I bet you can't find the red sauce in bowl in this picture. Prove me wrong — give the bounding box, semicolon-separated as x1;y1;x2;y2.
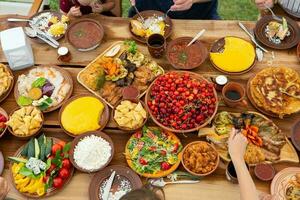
67;20;103;50
167;37;208;69
254;163;275;181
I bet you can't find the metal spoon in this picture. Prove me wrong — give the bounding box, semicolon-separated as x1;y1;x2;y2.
163;9;171;20
130;2;145;23
24;27;58;48
7;18;32;22
149;178;200;187
264;4;282;21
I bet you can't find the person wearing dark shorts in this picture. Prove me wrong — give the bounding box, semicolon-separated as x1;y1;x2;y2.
128;0;220;20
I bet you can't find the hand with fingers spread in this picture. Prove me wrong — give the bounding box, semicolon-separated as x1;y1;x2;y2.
0;177;9;200
228;128;248;163
255;0;274;10
171;0;194;11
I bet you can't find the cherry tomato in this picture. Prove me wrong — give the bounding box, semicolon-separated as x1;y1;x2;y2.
58;168;70;179
0;115;7;122
53;177;64;188
172;143;179;153
161;162;171;170
139;157;148;165
57;141;66;148
51;144;62;155
43;175;50;183
62;158;71;169
149;146;156;151
160;150;167;156
134;131;142;139
47;164;56;175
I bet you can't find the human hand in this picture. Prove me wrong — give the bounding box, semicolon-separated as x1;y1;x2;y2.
0;177;9;200
170;0;194;11
228;128;248;163
255;0;274;10
130;0;136;6
68;6;82;17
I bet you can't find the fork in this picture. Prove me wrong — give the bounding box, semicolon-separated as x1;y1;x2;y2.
163;9;171;20
264;4;283;21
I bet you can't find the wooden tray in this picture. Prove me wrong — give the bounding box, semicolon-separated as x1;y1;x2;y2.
14;65;74;113
69;131;114;173
270;167;300;200
28;10;65;44
209;36;257;75
9;137;74;198
77;41;165;108
129;10;173;44
145;71;218;133
66;18;104;52
0;64;14;104
58;94;110;137
89;165;143;200
254;15;300;50
198;111;299;166
0;107;8;138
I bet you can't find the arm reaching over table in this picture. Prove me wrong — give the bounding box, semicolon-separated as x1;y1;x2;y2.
0;177;9;200
228;128;259;200
170;0;212;11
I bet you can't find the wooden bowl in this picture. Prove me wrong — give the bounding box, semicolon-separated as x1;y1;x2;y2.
89;165;143;200
7;106;44;140
254;15;300;50
0;64;14;104
0;107;8;139
69;131;114;173
58;94;110;137
291;120;300;152
66;18;104;51
297;42;300;62
166;37;208;70
27;10;66;43
9;137;74;198
181;141;219;177
209;36;257;75
14;65;73;113
112;99;148;132
145;71;218;133
129;10;173;44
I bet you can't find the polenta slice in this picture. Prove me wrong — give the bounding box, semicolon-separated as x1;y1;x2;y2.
210;37;255;73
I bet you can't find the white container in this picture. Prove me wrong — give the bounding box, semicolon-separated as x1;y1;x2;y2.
0;27;34;70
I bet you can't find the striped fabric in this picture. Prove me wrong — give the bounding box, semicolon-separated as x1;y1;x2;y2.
279;0;300;15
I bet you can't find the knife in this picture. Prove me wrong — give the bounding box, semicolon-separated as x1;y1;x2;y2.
102;171;116;200
29;23;60;47
238;22;269;53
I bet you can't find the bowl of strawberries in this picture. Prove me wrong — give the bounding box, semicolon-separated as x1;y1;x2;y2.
145;71;218;133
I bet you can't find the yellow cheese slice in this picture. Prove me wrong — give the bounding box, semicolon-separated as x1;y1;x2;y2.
61;97;104;135
210;37;255;73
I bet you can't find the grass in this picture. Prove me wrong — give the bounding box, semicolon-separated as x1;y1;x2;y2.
49;0;259;21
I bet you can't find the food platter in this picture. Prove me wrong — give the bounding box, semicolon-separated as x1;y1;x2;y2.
145;71;218;133
9;136;74;198
59;94;109;137
129;10;173;44
210;36;256;75
270;167;300;200
7;106;44;139
77;41;164;108
247;67;300;118
166;37;208;70
89;165;143;200
0;64;14;104
198;111;299;166
66;18;104;51
69;131;114;173
27;10;68;43
254;15;300;50
125;126;183;178
14;65;73;113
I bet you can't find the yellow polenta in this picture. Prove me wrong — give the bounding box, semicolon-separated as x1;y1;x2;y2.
210;37;255;72
61;97;104;135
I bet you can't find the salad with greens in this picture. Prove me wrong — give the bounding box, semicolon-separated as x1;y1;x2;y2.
125;126;182;177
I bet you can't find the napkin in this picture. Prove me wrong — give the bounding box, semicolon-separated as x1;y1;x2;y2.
0;27;34;70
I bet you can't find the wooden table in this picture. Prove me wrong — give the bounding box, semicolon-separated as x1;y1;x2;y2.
0;14;299;200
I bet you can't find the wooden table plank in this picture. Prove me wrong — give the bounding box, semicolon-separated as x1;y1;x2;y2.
0;14;300;200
